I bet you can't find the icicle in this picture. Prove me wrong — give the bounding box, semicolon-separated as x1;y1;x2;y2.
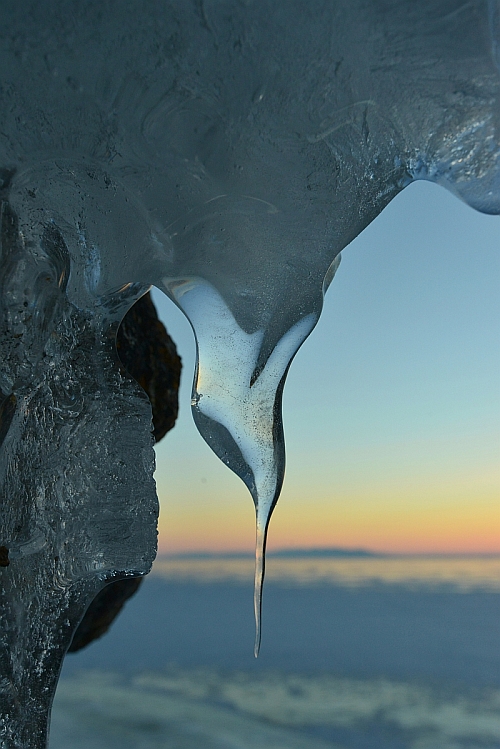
163;254;343;652
164;276;336;651
253;508;268;657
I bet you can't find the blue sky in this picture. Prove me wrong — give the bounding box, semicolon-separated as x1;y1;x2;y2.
152;179;500;555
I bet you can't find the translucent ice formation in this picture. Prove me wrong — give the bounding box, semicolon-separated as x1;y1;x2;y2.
0;0;499;745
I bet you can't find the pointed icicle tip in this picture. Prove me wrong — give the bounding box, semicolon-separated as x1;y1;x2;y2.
253;515;268;658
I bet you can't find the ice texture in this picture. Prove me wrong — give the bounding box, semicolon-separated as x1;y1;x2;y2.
0;0;499;745
0;176;158;746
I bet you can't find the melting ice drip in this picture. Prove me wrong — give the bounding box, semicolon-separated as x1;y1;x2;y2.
0;0;500;745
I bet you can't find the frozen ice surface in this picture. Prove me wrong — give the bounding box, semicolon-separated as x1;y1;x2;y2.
50;671;338;749
50;669;500;749
0;0;499;745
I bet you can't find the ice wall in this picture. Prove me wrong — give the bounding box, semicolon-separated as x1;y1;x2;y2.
0;1;499;746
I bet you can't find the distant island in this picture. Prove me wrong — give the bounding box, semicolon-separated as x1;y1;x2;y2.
269;548;381;559
159;548;381;560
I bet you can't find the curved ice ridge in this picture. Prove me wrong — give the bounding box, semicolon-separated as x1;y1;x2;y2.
0;0;499;745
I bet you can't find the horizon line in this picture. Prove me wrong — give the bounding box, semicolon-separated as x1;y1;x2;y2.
156;546;500;560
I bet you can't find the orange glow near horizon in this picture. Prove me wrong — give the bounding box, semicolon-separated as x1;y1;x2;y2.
157;480;500;556
155;409;500;557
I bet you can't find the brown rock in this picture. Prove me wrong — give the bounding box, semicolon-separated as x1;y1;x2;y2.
116;291;181;442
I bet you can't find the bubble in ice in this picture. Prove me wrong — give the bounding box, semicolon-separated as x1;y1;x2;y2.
0;0;500;742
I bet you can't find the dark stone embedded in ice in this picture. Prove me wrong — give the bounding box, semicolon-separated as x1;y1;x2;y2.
69;292;181;653
0;393;16;451
68;577;142;652
0;546;9;568
116;292;181;444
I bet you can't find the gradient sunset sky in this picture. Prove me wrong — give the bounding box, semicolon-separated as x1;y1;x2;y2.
152;180;500;556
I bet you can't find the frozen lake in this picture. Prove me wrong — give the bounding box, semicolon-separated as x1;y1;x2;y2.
52;556;500;748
